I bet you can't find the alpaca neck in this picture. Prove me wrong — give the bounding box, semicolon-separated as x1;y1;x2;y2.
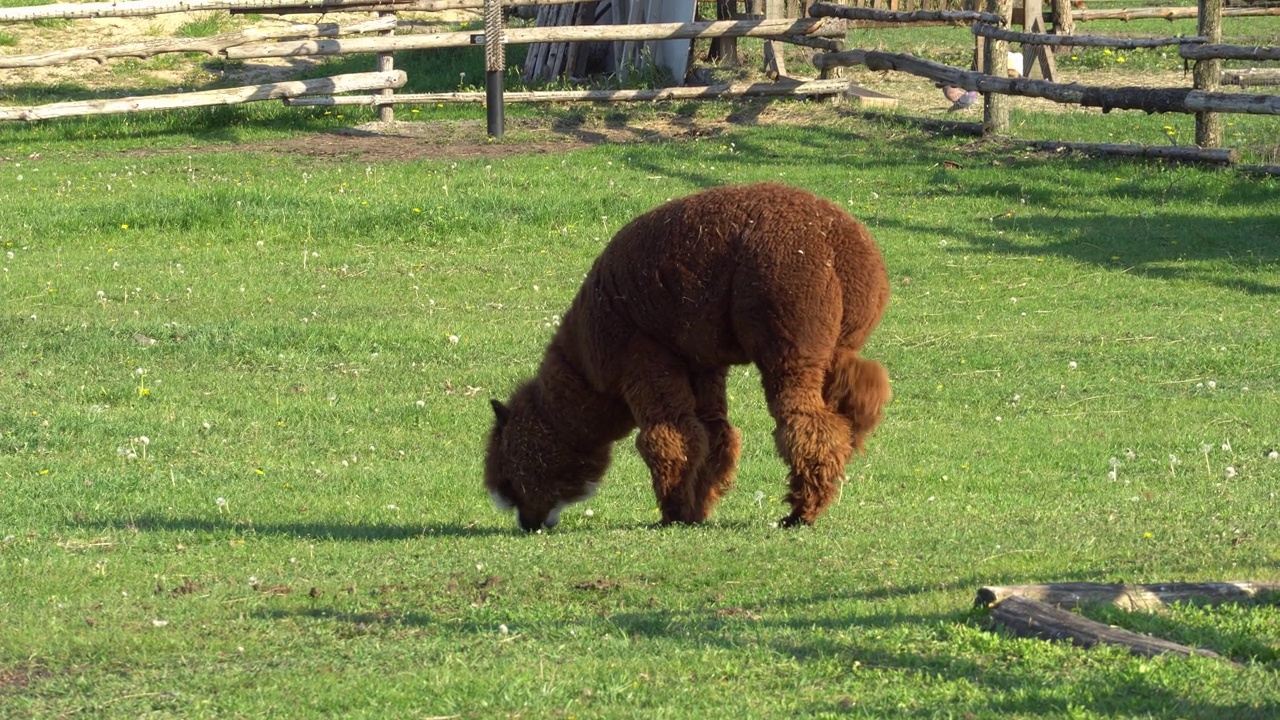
537;333;634;451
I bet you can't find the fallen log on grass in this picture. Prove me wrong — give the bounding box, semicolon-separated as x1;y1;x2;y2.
285;78;852;105
1030;140;1238;164
0;17;395;69
0;70;406;121
977;581;1280;611
857;50;1280;116
988;595;1232;661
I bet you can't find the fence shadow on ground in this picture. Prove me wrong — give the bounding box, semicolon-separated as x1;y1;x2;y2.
77;514;511;540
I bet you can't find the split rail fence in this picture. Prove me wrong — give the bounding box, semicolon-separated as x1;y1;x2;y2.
809;0;1280;170
1;0;1277;167
0;0;855;124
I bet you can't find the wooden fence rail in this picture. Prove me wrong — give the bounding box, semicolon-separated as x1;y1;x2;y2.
971;23;1208;49
0;17;395;68
855;50;1280;116
0;70;405;121
223;18;842;60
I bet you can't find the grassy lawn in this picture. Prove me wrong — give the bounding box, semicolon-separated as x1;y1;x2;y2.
1;109;1279;717
2;2;1280;716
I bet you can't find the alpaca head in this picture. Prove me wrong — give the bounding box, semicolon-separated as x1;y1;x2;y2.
485;383;609;532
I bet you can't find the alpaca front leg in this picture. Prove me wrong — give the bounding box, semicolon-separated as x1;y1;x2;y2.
621;345;708;525
773;410;854;526
635;420;709;524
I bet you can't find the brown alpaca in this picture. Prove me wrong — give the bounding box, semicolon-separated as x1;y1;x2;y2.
485;183;891;531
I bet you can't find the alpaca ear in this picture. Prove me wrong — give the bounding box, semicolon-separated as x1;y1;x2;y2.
490;399;510;426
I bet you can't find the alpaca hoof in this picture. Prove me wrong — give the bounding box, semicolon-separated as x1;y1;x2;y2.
777;513;813;528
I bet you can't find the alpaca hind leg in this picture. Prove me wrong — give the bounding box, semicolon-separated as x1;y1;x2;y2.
688;369;741;521
622;347;709;525
760;363;854;527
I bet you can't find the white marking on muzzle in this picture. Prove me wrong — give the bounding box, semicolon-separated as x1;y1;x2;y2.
489;489;515;512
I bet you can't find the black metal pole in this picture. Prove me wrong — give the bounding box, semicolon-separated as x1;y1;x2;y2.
486;69;504;139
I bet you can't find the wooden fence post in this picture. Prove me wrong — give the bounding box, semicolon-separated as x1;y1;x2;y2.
983;0;1012;135
1194;0;1223;147
377;11;395;122
1050;0;1073;35
764;0;788;77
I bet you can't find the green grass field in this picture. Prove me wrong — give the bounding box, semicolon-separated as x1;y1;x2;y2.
2;111;1279;717
2;4;1280;716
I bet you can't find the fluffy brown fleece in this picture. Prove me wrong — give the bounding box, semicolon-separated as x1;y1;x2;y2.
486;183;891;531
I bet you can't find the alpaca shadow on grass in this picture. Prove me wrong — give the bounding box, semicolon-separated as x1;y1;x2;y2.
79;514;511;540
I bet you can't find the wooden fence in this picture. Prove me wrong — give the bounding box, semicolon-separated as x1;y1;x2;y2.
0;0;852;123
809;1;1280;170
1;0;1277;167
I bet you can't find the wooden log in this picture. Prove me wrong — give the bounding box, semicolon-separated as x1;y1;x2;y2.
226;18;843;59
983;0;1012;136
1051;0;1074;35
284;78;851;104
972;23;1207;49
1195;0;1223;151
1238;163;1280;177
1181;43;1280;61
1223;68;1280;86
1033;140;1239;164
229;0;600;12
988;595;1230;661
0;0;403;22
0;17;395;68
813;48;866;71
376;10;395;123
1069;6;1280;22
808;1;1005;25
0;70;406;122
860;50;1280;116
977;582;1279;611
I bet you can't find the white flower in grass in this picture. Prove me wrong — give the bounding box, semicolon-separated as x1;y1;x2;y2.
584;509;594;517
1068;361;1078;371
1225;466;1237;479
1221;441;1232;452
1269;450;1279;461
1207;380;1217;390
1125;449;1137;460
498;624;509;635
448;334;459;345
415;400;425;409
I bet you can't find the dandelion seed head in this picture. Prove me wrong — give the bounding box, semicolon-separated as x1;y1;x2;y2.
1068;361;1078;370
1207;380;1217;390
215;497;227;507
1225;466;1237;479
1268;450;1279;461
1222;441;1231;452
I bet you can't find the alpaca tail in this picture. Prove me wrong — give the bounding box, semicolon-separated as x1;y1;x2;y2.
823;350;891;452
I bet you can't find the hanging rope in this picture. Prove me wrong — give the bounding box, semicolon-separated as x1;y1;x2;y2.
484;0;505;73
